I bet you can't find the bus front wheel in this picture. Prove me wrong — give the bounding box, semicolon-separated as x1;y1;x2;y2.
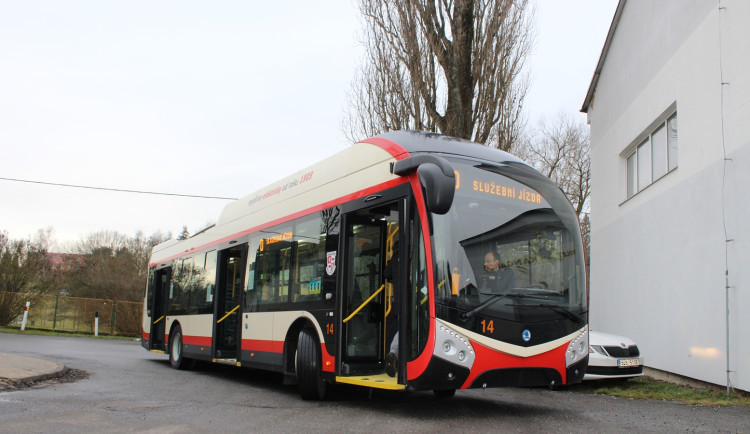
169;325;193;370
433;389;456;398
296;327;327;400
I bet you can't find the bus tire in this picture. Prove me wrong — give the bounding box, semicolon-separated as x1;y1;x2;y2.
169;325;192;370
296;326;327;400
433;389;456;398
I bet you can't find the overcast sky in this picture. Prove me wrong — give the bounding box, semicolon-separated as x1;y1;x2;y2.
0;0;617;250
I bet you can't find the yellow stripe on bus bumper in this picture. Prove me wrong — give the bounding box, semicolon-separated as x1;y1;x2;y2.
335;374;405;390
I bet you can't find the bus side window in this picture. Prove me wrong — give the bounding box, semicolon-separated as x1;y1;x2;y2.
244;237;260;312
197;250;216;314
409;206;429;360
293;214;326;303
255;224;293;306
169;258;191;315
146;267;155;315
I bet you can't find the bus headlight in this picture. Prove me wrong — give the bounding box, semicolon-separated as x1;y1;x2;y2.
434;319;476;369
565;328;589;367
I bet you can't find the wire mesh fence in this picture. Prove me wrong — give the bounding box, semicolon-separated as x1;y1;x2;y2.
3;292;142;336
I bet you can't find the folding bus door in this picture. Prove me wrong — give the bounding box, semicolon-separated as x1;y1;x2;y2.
339;191;406;382
214;245;247;360
149;266;170;351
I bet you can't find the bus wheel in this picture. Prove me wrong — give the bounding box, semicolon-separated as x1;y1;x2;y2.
169;325;192;370
433;389;456;398
296;327;327;400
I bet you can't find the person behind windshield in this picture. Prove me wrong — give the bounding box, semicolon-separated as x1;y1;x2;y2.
482;250;516;293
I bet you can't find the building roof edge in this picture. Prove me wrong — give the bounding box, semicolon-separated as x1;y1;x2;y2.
581;0;627;114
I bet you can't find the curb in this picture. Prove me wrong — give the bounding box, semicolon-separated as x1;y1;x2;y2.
6;366;69;386
0;353;68;387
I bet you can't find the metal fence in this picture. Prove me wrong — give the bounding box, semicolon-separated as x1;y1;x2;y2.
5;292;142;336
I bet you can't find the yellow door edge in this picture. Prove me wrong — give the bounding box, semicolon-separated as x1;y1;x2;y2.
335;374;405;390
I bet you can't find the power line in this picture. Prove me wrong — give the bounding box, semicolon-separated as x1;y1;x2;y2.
0;176;238;201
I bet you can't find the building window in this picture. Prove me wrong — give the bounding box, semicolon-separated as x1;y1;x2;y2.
626;112;678;198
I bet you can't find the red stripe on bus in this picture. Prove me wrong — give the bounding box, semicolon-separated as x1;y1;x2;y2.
460;340;569;389
406;174;437;381
241;339;284;353
142;330;150;340
321;342;335;373
358;136;409;160
149;178;409;267
183;335;212;347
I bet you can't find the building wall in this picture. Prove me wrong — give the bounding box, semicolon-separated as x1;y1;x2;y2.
588;0;749;391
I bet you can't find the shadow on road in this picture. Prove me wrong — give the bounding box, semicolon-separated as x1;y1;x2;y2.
144;357;563;419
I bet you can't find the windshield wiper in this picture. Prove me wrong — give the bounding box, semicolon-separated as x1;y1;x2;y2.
513;303;586;324
460;289;530;319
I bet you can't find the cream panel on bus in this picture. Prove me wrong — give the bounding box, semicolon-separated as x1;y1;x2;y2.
216;161;400;242
217;142;399;226
150;142;401;264
273;311;324;343
241;312;275;342
141;301;150;333
166;314;213;339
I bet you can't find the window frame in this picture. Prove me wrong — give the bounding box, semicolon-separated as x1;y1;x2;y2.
623;109;678;200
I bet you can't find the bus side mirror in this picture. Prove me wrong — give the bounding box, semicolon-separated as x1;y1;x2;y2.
417;163;455;215
392;154;456;215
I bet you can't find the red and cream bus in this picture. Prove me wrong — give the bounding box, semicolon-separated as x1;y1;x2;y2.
142;131;589;399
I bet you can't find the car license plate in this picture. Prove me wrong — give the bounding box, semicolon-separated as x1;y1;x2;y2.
618;358;640;367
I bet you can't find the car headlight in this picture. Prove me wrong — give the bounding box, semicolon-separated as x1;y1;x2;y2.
589;344;607;356
566;328;589;367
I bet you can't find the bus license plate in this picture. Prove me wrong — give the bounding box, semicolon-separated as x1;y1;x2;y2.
618;358;640;367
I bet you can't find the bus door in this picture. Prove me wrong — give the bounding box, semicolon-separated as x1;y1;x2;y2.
149;266;170;351
213;244;247;360
340;194;405;377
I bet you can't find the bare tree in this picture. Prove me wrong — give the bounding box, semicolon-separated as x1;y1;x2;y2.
177;226;190;241
519;112;591;278
345;0;534;152
63;230;171;302
520;112;591;215
0;230;52;325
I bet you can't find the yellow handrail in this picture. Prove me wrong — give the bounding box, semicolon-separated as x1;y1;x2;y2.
343;284;385;323
384;282;392;317
153;315;165;325
217;304;240;324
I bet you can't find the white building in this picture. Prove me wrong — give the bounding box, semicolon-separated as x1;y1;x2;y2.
582;0;749;392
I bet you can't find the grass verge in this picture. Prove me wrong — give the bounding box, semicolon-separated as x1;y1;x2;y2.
0;326;137;340
567;376;750;407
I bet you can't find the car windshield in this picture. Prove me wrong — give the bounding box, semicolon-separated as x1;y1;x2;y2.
432;158;587;327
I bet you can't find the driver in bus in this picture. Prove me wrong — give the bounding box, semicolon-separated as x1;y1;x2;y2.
482;250;516;294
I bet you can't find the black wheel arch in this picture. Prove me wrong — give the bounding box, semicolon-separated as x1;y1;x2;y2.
167;321;182;356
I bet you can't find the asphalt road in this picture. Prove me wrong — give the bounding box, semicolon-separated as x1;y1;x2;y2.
0;333;748;433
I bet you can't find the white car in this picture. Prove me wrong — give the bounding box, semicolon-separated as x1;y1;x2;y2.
585;330;644;380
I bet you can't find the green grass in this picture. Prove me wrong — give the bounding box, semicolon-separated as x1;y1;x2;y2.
567;376;750;407
0;326;138;340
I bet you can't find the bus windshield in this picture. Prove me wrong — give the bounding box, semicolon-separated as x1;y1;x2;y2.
433;159;587;333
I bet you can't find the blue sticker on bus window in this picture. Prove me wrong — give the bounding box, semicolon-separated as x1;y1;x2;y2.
522;329;531;342
309;278;321;294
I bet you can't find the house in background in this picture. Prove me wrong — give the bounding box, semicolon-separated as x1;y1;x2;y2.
48;253;84;272
582;0;749;392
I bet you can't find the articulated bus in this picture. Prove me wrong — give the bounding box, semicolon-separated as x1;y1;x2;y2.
142;131;588;399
